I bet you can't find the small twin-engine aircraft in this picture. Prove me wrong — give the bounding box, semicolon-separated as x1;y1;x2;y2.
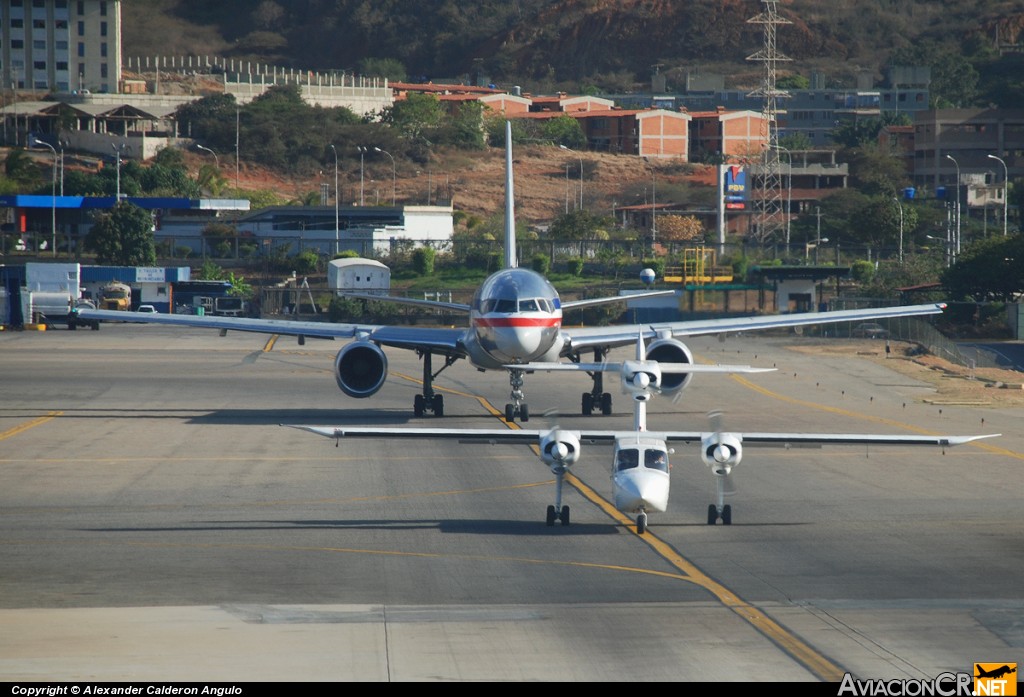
79;122;949;422
285;335;999;533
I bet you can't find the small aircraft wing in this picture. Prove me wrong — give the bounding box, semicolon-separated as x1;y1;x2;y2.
513;361;775;374
561;302;948;354
285;424;997;449
645;431;1000;447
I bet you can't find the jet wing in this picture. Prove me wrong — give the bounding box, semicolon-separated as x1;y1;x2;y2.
561;289;675;310
561;302;948;354
77;308;467;355
339;292;471;313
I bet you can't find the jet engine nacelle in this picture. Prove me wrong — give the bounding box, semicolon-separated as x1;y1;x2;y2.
644;337;694;395
701;433;743;476
334;341;388;398
539;429;581;471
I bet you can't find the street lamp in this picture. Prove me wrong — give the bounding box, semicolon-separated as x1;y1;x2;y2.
946;154;961;257
374;146;396;206
987;153;1008;237
330;144;339;254
30;137;57;257
196;143;219;169
559;145;583;210
892;196;904;265
357;146;366;206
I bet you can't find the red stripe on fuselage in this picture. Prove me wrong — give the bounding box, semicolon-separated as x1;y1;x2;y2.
473;316;562;328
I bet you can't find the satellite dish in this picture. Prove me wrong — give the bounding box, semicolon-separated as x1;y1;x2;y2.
640;268;656;286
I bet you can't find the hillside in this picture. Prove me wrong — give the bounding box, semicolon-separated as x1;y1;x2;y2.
122;1;1024;93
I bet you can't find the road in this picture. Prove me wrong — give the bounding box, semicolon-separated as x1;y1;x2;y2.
1;324;1021;682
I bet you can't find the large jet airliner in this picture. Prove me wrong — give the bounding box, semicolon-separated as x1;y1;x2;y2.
78;122;948;421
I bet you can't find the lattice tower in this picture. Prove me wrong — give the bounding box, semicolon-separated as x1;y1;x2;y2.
746;1;792;243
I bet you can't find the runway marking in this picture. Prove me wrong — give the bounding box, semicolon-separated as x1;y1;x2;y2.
0;411;62;441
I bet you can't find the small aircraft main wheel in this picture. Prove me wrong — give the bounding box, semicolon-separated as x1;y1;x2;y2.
546;505;557;527
505;403;515;422
637;513;647;535
600;392;612;416
432;393;444;417
414;394;425;417
722;504;732;526
560;505;570;526
581;393;593;415
520;403;529;422
707;504;718;525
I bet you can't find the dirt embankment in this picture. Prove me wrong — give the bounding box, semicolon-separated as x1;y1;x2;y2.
787;341;1024;407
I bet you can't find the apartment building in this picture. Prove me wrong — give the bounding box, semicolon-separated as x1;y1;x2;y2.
1;0;120;94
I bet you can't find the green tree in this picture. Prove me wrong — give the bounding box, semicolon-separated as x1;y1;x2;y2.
941;235;1024;302
84;202;157;266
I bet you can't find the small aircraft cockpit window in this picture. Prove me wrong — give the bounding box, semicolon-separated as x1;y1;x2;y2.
616;448;639;471
645;449;669;472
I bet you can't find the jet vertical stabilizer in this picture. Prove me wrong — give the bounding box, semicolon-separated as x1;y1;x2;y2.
504;120;517;269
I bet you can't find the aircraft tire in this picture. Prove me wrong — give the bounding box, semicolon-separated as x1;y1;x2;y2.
414;394;425;418
505;403;515;422
560;505;570;526
520;403;529;422
722;504;732;526
581;393;593;415
432;394;444;417
707;504;718;525
546;505;556;526
600;392;612;416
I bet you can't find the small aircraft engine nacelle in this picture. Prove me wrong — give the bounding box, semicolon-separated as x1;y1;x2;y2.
334;341;388;398
644;337;694;395
701;433;743;476
539;429;581;471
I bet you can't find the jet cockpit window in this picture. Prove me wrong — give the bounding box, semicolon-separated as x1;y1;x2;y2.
645;449;669;472
616;448;639;471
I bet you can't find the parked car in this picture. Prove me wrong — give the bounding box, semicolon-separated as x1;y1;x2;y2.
852;322;889;339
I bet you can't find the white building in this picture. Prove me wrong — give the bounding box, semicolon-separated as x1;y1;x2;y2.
0;0;121;94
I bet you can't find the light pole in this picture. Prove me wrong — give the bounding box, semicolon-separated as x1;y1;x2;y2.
775;145;793;245
987;153;1008;237
892;196;904;265
374;146;396;206
111;142;128;199
559;145;583;210
357;146;366;206
330;144;339;254
30;137;57;257
196;143;219;169
946;154;961;257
